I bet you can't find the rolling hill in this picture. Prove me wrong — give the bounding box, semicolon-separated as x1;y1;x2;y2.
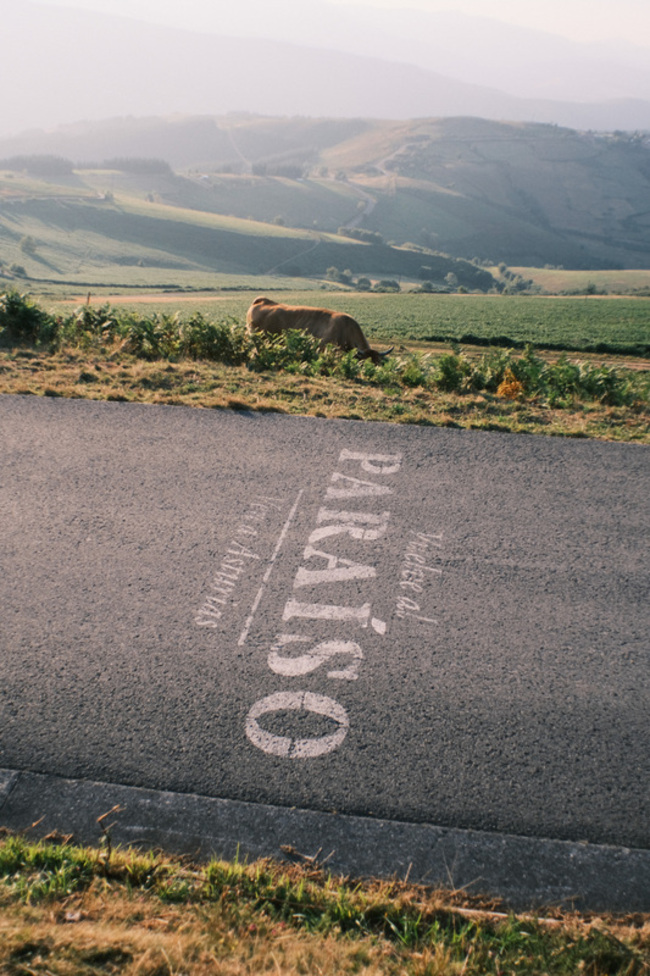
319;117;650;269
0;164;494;291
2;115;649;278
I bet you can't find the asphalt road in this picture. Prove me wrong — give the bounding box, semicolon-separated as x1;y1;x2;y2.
1;395;648;856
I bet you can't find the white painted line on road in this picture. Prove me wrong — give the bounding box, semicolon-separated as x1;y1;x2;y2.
238;489;305;646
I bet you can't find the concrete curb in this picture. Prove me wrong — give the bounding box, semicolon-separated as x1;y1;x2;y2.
1;768;648;912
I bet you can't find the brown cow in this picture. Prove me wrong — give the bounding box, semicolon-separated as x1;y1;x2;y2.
246;297;392;365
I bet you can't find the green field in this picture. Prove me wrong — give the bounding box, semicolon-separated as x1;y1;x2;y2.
296;293;650;353
42;291;650;356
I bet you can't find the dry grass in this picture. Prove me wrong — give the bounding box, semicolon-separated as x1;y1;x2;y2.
1;348;648;443
1;894;400;976
1;835;648;976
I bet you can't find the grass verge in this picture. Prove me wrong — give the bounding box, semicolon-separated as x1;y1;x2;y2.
1;833;648;976
1;291;648;442
1;347;648;443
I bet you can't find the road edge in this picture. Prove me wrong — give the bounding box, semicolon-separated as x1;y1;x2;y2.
1;768;648;912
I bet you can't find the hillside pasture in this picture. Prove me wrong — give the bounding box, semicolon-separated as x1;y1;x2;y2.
80;169;366;233
0;190;322;279
320;118;650;269
510;267;650;294
0;169;493;290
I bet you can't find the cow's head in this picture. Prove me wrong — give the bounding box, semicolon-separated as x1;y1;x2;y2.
356;346;394;365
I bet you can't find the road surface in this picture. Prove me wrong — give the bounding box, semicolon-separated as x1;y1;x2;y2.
1;395;648;908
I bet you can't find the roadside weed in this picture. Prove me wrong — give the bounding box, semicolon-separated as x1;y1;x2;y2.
0;835;647;976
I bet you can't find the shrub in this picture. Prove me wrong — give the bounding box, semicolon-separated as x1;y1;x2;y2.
361;357;401;388
397;354;429;388
337;227;384;245
326;267;353;285
19;236;38;255
248;329;323;374
542;355;582;398
496;367;524;400
59;302;122;347
513;345;546;392
0;290;57;346
559;361;636;406
336;350;362;380
433;349;471;392
180;313;250;365
467;348;512;392
122;313;182;360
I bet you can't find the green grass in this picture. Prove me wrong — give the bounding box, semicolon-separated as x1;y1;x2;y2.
1;834;648;976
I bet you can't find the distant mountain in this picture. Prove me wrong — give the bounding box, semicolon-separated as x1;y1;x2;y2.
169;0;650;104
340;6;650;104
1;1;649;138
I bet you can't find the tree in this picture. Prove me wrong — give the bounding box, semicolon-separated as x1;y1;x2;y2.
19;236;37;255
372;279;400;292
445;272;458;290
326;267;353;285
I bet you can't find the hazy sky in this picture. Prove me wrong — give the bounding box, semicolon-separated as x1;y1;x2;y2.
31;0;650;46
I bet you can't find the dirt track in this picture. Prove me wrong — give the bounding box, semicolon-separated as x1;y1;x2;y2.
63;292;246;305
